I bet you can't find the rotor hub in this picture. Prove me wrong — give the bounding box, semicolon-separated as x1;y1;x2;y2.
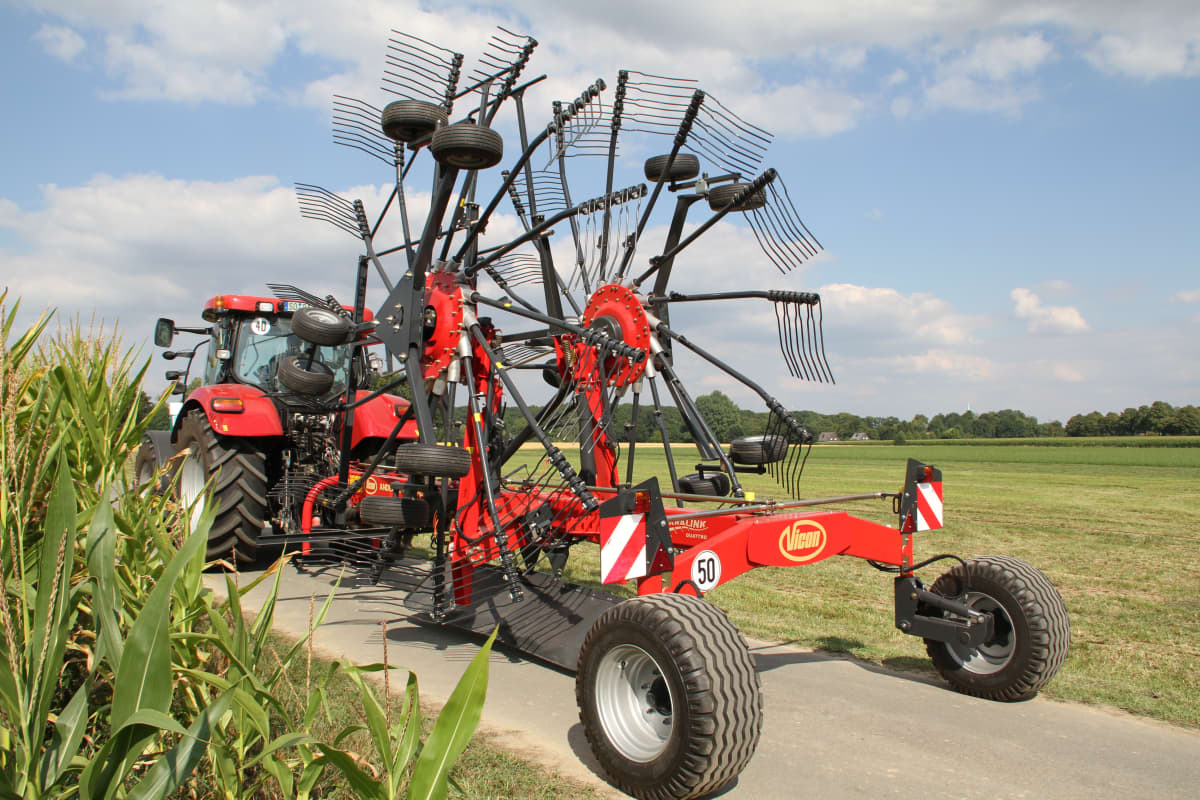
581;283;651;387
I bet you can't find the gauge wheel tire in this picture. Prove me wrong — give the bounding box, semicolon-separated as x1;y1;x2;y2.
707;182;766;212
393;443;473;478
292;307;351;347
358;496;430;529
175;409;268;565
677;472;731;497
643;153;700;183
381;99;448;143
430;121;504;170
730;434;788;465
276;355;335;395
134;430;175;494
924;555;1071;701
577;593;762;800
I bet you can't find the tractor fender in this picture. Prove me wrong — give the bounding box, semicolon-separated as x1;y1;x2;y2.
173;384;284;440
348;391;418;450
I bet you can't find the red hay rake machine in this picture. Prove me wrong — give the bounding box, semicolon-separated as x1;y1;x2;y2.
143;27;1070;800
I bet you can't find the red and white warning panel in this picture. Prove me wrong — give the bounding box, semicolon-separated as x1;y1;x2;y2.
915;479;944;531
600;513;648;584
899;459;944;533
597;477;674;585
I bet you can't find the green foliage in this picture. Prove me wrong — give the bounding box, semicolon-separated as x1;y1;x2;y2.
0;294;493;799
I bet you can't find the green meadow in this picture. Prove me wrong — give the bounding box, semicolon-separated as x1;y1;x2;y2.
523;440;1200;728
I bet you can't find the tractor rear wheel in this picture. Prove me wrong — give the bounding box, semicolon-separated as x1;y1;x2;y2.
577;593;762;800
175;409;269;565
134;430;175;494
393;443;472;478
925;555;1070;701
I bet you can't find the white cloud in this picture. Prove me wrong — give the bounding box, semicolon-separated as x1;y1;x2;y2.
1010;287;1089;334
1086;33;1200;80
33;23;85;62
20;0;1199;135
1170;289;1200;303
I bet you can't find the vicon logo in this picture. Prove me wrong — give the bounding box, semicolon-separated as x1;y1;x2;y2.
778;520;827;563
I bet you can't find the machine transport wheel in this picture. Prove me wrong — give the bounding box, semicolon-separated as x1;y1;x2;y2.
277;355;335;395
707;182;766;212
358;496;430;528
381;99;448;142
577;593;762;800
291;307;351;347
430;121;504;169
677;472;731;497
925;555;1070;701
643;153;700;183
393;443;473;478
175;409;269;564
729;434;788;465
134;430;175;494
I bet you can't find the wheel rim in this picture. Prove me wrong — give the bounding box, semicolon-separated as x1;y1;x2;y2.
594;644;674;762
179;447;209;530
946;591;1016;675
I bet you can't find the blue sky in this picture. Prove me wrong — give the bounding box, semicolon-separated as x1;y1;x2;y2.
1;1;1197;423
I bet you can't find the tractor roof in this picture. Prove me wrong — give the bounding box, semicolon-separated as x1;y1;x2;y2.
202;294;372;322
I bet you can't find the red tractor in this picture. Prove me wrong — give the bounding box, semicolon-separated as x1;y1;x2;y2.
141;28;1072;800
138;291;430;563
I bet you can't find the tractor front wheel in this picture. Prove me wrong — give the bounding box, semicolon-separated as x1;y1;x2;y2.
925;555;1070;701
576;594;762;800
175;409;269;565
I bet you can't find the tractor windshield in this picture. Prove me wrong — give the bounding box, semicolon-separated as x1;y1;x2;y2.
233;316;353;395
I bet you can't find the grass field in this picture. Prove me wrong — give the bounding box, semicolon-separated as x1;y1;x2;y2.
517;440;1200;729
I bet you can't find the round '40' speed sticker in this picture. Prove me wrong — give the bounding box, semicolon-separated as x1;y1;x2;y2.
250;317;271;335
690;550;722;593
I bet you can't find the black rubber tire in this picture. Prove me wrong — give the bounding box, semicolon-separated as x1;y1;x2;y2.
677;472;730;497
577;594;762;800
707;182;766;212
291;307;351;347
175;409;269;564
924;555;1070;701
134;430;175;494
643;153;700;183
729;434;788;465
276;355;335;395
358;495;430;529
430;121;504;169
393;443;473;478
381;99;448;143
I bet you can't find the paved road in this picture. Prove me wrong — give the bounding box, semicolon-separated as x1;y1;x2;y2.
214;561;1200;800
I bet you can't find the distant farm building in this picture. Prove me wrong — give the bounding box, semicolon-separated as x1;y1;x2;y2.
818;432;839;442
851;432;870;441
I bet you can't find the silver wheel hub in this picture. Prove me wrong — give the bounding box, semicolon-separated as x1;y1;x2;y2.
595;644;674;762
947;592;1016;675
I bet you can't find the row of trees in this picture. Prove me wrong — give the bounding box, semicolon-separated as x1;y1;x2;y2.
1064;401;1200;437
140;386;1198;441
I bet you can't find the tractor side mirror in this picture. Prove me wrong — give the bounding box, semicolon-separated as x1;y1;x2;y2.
154;318;175;348
369;356;383;373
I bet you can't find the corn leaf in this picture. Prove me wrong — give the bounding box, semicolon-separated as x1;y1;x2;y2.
407;629;496;800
